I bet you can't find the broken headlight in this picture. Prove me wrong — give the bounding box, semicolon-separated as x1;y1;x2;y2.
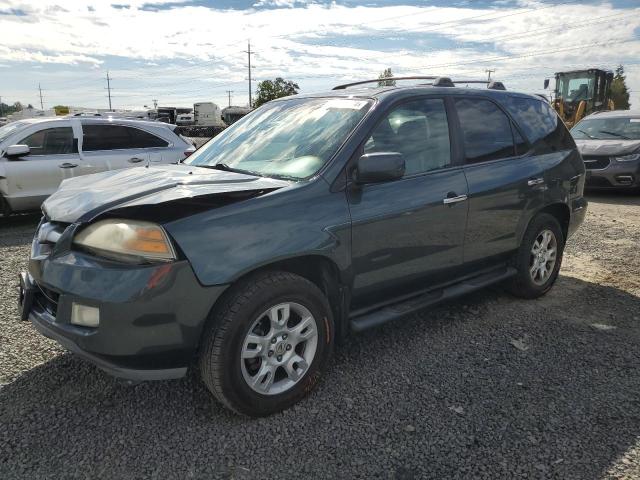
73;219;176;263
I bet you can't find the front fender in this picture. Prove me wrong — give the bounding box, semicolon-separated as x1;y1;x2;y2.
164;180;351;286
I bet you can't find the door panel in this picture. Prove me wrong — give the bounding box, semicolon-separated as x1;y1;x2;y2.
463;157;545;263
350;170;469;307
348;97;467;308
3;125;79;210
453;96;546;264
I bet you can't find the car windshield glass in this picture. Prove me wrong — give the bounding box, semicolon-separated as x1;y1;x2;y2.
0;121;29;143
571;117;640;140
184;97;372;179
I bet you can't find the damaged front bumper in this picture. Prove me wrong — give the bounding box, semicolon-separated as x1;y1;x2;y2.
20;240;227;381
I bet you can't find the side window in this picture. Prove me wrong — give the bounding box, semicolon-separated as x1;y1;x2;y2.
20;127;76;156
127;127;169;148
364;98;451;176
503;96;575;153
454;98;515;163
82;125;168;151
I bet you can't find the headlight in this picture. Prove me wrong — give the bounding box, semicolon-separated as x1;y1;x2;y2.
73;219;176;263
614;153;640;162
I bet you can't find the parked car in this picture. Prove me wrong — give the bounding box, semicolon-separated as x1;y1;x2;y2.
0;117;196;215
19;78;587;416
571;110;640;191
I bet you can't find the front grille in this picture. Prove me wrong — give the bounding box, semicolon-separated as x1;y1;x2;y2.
582;155;611;170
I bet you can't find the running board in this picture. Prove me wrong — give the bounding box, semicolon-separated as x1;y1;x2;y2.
349;267;517;332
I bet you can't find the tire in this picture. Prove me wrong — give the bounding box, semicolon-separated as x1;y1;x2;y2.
506;213;564;299
199;271;334;416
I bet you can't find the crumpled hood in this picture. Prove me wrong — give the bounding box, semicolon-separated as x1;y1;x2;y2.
43;164;292;223
575;139;640;156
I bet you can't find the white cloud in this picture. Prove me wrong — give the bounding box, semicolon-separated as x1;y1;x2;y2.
0;0;638;109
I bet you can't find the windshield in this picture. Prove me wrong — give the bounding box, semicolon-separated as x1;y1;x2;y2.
571;117;640;140
557;73;594;103
0;121;28;143
185;97;372;179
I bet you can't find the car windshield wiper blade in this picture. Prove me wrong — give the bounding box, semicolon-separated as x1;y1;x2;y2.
575;129;596;139
598;130;631;140
198;163;262;177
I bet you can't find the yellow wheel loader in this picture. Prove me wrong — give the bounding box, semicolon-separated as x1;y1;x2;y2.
546;69;614;128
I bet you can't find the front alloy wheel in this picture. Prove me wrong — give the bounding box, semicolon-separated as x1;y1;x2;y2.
199;271;333;416
241;302;318;395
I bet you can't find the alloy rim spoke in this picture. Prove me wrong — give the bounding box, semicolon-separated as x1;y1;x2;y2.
241;302;319;396
268;304;290;329
290;316;315;342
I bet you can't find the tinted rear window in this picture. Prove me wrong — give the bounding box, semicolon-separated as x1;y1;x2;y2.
454;98;515;163
503;96;575;153
83;125;168;151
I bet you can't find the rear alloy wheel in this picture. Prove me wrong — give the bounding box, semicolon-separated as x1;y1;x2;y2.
199;271;333;416
529;229;558;286
507;213;564;299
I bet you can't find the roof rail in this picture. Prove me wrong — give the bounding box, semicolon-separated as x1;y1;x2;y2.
332;76;506;90
333;76;437;90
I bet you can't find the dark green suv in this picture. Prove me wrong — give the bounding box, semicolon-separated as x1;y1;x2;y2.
19;78;587;416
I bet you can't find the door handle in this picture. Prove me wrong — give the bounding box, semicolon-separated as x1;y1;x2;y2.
58;163;78;168
128;157;144;163
443;194;468;205
527;177;545;186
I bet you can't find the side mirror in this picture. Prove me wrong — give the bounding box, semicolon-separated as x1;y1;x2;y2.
355;152;405;184
543;79;550;89
5;144;30;159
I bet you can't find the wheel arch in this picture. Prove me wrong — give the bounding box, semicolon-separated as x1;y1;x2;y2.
204;254;351;345
520;202;570;245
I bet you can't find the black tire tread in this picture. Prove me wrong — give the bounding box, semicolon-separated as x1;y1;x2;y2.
199;271;329;416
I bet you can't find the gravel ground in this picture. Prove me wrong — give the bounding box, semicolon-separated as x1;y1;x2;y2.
1;193;639;479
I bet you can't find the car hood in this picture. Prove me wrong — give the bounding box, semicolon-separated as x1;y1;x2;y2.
43;164;292;223
574;139;640;156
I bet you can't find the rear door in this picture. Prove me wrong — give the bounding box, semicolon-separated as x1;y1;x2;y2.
3;122;79;210
80;123;170;171
453;96;546;265
348;97;468;308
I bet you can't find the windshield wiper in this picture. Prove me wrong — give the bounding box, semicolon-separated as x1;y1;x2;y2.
199;163;262;177
598;130;631;140
575;129;596;139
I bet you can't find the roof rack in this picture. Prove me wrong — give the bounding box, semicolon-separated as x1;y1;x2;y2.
333;76;438;90
333;76;506;91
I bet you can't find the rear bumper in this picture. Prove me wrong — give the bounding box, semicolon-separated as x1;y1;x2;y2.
21;252;227;381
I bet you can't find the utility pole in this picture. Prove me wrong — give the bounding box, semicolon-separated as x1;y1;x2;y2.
152;98;158;109
226;90;233;107
245;41;254;108
485;69;495;82
106;71;113;111
38;84;44;110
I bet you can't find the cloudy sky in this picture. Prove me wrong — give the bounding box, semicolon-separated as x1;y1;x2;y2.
1;0;639;111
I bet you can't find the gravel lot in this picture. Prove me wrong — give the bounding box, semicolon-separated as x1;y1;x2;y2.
1;193;639;479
